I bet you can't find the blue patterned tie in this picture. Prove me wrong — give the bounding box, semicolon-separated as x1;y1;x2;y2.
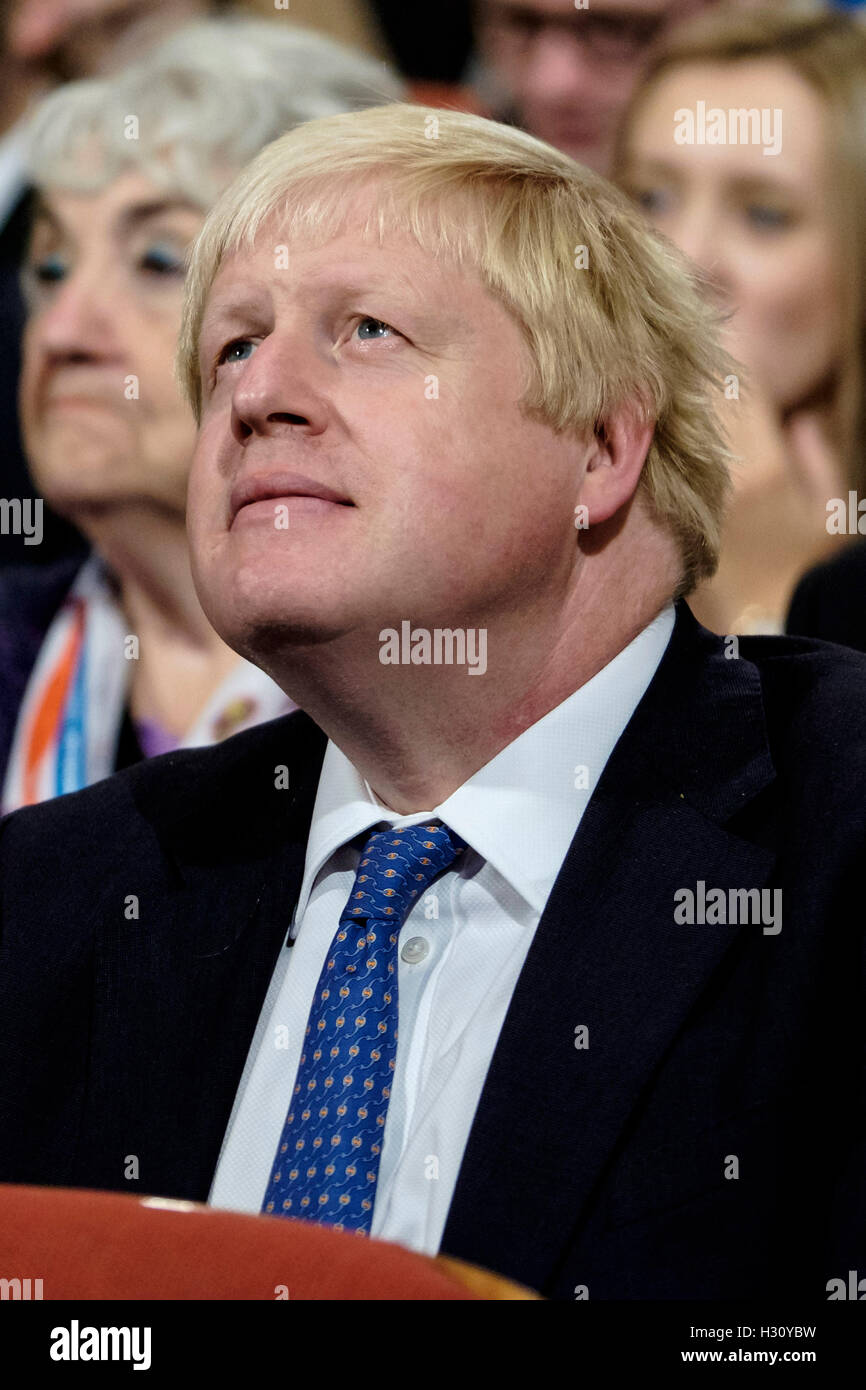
261;820;466;1232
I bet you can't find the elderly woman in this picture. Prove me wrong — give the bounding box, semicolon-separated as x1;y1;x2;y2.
614;9;866;635
0;17;402;810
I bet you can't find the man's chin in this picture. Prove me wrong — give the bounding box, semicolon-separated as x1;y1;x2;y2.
209;605;356;671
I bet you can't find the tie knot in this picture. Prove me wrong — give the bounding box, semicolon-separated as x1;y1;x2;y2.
340;821;466;929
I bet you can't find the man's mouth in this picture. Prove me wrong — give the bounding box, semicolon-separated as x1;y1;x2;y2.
228;472;354;527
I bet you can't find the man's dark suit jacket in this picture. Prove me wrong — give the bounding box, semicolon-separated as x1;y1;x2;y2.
0;600;864;1300
787;539;866;656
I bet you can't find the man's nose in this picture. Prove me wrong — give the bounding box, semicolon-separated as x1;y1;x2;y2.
229;332;330;444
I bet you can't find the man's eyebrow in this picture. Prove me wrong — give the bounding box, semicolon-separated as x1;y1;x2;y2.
199;272;422;331
197;268;466;360
198;290;272;349
301;274;464;339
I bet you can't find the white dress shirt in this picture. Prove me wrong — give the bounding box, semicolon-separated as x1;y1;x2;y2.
209;603;676;1253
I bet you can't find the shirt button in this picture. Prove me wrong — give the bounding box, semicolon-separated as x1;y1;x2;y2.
401;936;430;964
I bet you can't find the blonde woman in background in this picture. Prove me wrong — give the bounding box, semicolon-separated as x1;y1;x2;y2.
0;16;403;810
614;8;866;633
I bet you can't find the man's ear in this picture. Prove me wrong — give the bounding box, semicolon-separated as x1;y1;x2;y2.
578;406;655;526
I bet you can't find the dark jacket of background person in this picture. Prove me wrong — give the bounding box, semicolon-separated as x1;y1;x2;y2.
0;190;30;547
786;539;866;656
0;600;863;1299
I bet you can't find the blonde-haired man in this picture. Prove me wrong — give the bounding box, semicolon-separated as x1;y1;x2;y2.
0;105;863;1301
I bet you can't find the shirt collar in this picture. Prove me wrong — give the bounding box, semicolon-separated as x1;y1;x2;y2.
291;603;675;928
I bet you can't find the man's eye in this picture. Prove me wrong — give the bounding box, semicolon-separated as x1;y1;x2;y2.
354;317;398;341
217;338;256;366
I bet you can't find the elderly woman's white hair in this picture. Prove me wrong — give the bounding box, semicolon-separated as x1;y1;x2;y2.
20;16;405;207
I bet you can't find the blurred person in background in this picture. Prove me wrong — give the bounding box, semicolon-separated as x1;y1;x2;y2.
2;0;222;85
614;8;866;633
0;0;232;568
786;533;866;651
0;16;404;812
471;0;720;174
0;0;390;569
247;0;390;63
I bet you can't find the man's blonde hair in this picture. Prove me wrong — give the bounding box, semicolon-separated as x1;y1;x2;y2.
177;103;733;593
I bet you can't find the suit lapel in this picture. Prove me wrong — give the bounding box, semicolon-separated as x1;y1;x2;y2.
441;604;777;1292
81;712;327;1200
